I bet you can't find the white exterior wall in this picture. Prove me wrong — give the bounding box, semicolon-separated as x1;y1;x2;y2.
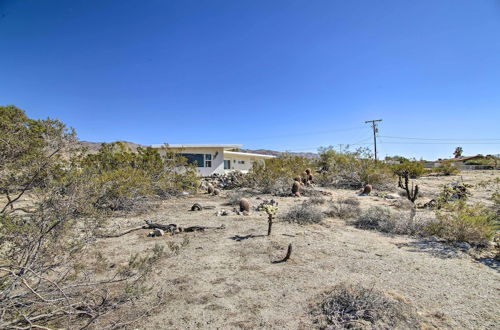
160;147;226;177
154;146;274;176
223;154;266;173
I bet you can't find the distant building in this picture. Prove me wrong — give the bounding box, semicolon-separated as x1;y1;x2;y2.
425;155;497;170
151;144;275;176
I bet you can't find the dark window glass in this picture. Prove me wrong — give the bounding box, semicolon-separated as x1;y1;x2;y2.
182;153;204;167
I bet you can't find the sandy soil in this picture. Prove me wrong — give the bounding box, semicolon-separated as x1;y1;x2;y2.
98;171;500;329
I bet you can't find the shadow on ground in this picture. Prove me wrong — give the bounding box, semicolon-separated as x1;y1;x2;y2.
395;237;465;259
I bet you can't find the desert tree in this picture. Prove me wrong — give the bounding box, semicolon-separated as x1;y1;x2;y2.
0;106;163;329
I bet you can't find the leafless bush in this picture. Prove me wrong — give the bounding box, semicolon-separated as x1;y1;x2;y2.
352;206;393;230
326;198;361;220
353;206;432;236
309;196;327;205
312;283;421;329
283;201;325;224
226;190;246;206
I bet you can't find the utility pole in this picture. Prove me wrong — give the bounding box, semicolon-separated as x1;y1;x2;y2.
365;119;382;161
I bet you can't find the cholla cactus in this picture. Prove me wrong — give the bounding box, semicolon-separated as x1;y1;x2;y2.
263;204;278;217
263;204;279;236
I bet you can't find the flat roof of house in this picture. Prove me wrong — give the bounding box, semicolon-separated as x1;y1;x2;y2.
224;150;275;158
436;155;485;162
151;144;242;150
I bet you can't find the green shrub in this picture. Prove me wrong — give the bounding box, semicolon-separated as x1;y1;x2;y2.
81;143;199;209
246;154;313;194
434;160;460;176
425;202;499;246
91;168;153;210
391;161;425;178
316;146;394;190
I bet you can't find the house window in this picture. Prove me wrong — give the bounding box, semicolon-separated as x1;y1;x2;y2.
224;160;231;169
205;154;212;167
182;153;204;167
238;160;245;164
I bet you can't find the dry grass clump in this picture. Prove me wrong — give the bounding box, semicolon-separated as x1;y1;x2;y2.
326;198;361;220
283;201;325;224
312;283;421;329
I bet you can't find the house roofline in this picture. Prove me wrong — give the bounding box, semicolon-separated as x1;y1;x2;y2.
224;150;276;158
151;144;242;150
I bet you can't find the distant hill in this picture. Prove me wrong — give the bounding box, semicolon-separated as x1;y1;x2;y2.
241;149;318;159
79;141;318;158
78;141;144;153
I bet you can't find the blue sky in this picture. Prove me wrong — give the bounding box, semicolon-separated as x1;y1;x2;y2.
1;0;499;160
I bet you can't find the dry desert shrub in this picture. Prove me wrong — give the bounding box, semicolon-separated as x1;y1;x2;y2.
309;196;328;205
283;200;325;224
326;197;361;220
226;190;246;206
353;206;431;236
312;283;422;329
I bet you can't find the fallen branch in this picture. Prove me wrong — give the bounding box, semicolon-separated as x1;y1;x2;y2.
180;224;225;232
99;221;225;238
230;234;265;241
97;226;144;238
272;243;292;264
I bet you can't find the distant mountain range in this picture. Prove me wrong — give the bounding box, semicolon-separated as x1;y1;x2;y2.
78;141;319;158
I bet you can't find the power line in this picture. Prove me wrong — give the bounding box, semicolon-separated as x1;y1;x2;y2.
240;126;366;141
379;141;500;145
379;135;500;141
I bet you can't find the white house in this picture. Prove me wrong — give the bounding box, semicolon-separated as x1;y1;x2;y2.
150;144;275;176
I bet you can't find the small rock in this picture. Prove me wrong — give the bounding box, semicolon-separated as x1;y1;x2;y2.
191;203;203;211
385;193;400;199
456;242;471;250
148;228;164;237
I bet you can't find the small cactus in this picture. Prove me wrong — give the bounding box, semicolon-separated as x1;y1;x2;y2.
213;188;221;196
239;198;251;212
207;183;214;194
361;184;372;195
263;204;278;236
292;181;301;197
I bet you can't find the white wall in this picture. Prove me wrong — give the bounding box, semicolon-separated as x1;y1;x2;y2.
223;154;265;173
158;147;225;177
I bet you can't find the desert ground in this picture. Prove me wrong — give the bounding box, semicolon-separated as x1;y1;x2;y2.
98;171;499;329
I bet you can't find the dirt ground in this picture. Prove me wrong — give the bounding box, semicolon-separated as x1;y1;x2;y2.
98;171;500;329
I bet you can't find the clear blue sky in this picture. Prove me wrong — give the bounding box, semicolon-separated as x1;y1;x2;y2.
1;0;499;160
